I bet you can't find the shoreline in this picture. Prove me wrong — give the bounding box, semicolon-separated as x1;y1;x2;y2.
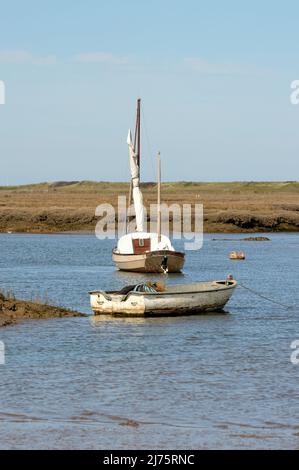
1;229;298;235
0;292;87;328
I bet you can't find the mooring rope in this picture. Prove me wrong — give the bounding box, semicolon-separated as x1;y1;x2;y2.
238;283;293;309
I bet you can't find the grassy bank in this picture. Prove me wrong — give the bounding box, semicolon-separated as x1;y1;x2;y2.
0;291;86;327
0;180;298;233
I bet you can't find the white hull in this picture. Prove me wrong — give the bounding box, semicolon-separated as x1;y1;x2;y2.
90;279;237;316
112;249;185;273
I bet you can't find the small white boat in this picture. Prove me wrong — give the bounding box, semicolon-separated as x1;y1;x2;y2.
90;277;237;317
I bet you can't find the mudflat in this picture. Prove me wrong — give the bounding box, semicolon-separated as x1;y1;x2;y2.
0;292;86;327
0;181;298;233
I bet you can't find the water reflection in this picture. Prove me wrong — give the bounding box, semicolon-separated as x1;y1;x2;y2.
113;269;185;285
89;315;149;327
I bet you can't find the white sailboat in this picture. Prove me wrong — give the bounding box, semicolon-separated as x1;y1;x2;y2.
112;99;185;273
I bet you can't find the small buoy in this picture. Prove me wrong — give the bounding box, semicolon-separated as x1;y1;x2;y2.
229;251;245;260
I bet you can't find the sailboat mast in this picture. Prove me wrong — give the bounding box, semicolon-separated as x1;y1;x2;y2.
157;152;161;243
133;100;138;152
136;98;141;175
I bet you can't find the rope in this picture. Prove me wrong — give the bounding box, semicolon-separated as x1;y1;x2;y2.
238;283;293;309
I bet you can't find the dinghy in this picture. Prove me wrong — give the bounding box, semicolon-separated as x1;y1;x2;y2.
89;277;237;316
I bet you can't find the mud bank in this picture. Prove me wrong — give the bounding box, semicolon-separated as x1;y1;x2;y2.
0;292;86;327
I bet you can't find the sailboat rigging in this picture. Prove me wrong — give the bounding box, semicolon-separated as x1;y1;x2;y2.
112;99;185;273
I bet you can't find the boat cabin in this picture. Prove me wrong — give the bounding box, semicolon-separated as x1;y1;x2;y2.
115;232;175;255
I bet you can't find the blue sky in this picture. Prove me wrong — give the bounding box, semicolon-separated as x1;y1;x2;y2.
0;0;298;184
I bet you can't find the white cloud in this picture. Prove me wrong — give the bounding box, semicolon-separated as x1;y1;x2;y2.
0;49;129;67
35;54;57;65
72;52;128;65
184;57;247;75
0;50;57;65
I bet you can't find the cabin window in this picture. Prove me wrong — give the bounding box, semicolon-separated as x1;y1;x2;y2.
138;239;144;247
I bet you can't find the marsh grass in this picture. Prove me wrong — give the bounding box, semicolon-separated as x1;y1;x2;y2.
0;181;298;233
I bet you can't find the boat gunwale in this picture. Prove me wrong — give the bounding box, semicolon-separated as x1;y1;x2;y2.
112;248;185;258
89;280;237;297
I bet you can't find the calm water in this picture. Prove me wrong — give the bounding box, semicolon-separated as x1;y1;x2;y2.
0;233;298;449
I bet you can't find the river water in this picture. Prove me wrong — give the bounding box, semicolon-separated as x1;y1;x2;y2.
0;233;298;449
